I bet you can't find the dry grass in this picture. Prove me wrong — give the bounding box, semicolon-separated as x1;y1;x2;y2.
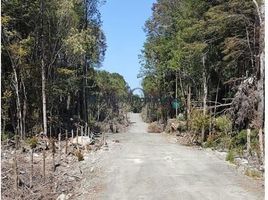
1;136;105;200
147;122;163;133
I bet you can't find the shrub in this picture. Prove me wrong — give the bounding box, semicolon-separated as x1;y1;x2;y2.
215;115;232;134
1;132;11;141
148;122;163;133
177;113;185;121
231;130;247;148
27;136;38;149
75;150;84;161
226;150;235;163
203;134;219;148
245;168;262;178
190;109;210;132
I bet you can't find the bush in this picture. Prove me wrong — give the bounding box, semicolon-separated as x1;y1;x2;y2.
231;129;247;149
226;150;235;163
203;134;219;148
190;109;210;132
1;132;11;141
27;136;38;149
215;115;232;134
148;122;163;133
245;168;262;178
177;113;185;121
75;150;84;161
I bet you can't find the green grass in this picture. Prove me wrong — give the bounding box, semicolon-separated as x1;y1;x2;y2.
226;150;235;163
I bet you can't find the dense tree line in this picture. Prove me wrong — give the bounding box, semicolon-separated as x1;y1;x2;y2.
1;0;129;139
140;0;264;161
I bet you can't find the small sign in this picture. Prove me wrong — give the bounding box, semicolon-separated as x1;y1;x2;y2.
172;99;180;109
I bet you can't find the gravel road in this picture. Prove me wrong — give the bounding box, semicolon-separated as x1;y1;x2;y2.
78;113;264;200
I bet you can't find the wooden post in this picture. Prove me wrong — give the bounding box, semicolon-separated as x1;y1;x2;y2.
58;132;61;162
247;129;251;157
65;130;68;155
71;129;74;141
85;123;88;137
52;139;56;172
76;128;79;145
13;155;18;191
258;128;264;164
81;126;84;145
30;149;33;187
42;150;46;182
49;125;52;138
103;132;106;146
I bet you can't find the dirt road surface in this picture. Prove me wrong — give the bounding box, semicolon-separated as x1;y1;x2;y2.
76;113;264;200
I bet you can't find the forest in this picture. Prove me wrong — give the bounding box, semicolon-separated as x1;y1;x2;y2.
1;0;265;199
140;0;264;164
2;0;132;140
1;1;134;198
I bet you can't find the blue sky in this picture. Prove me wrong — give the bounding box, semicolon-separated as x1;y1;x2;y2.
100;0;155;92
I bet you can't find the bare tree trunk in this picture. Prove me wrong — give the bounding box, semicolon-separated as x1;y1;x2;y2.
214;80;220;117
21;78;27;139
41;0;47;136
175;70;178;118
12;68;23;139
201;55;207;142
65;130;68;155
52;139;56;171
76;127;79;145
97;103;100;121
67;93;71;110
58;131;61;162
187;85;191;130
253;0;264;164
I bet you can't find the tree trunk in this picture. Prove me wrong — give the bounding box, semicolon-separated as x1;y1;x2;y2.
214;80;220;117
22;79;27;139
41;0;47;136
253;0;264;164
201;55;207;142
175;70;178;118
67;93;71;110
187;85;191;130
12;67;23;138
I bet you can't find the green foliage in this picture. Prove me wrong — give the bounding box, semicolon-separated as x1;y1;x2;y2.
215;115;232;134
226;149;235;163
233;130;247;147
190;109;210;132
130;95;143;113
203;134;219;148
1;132;11;141
139;0;262;131
1;0;112;137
